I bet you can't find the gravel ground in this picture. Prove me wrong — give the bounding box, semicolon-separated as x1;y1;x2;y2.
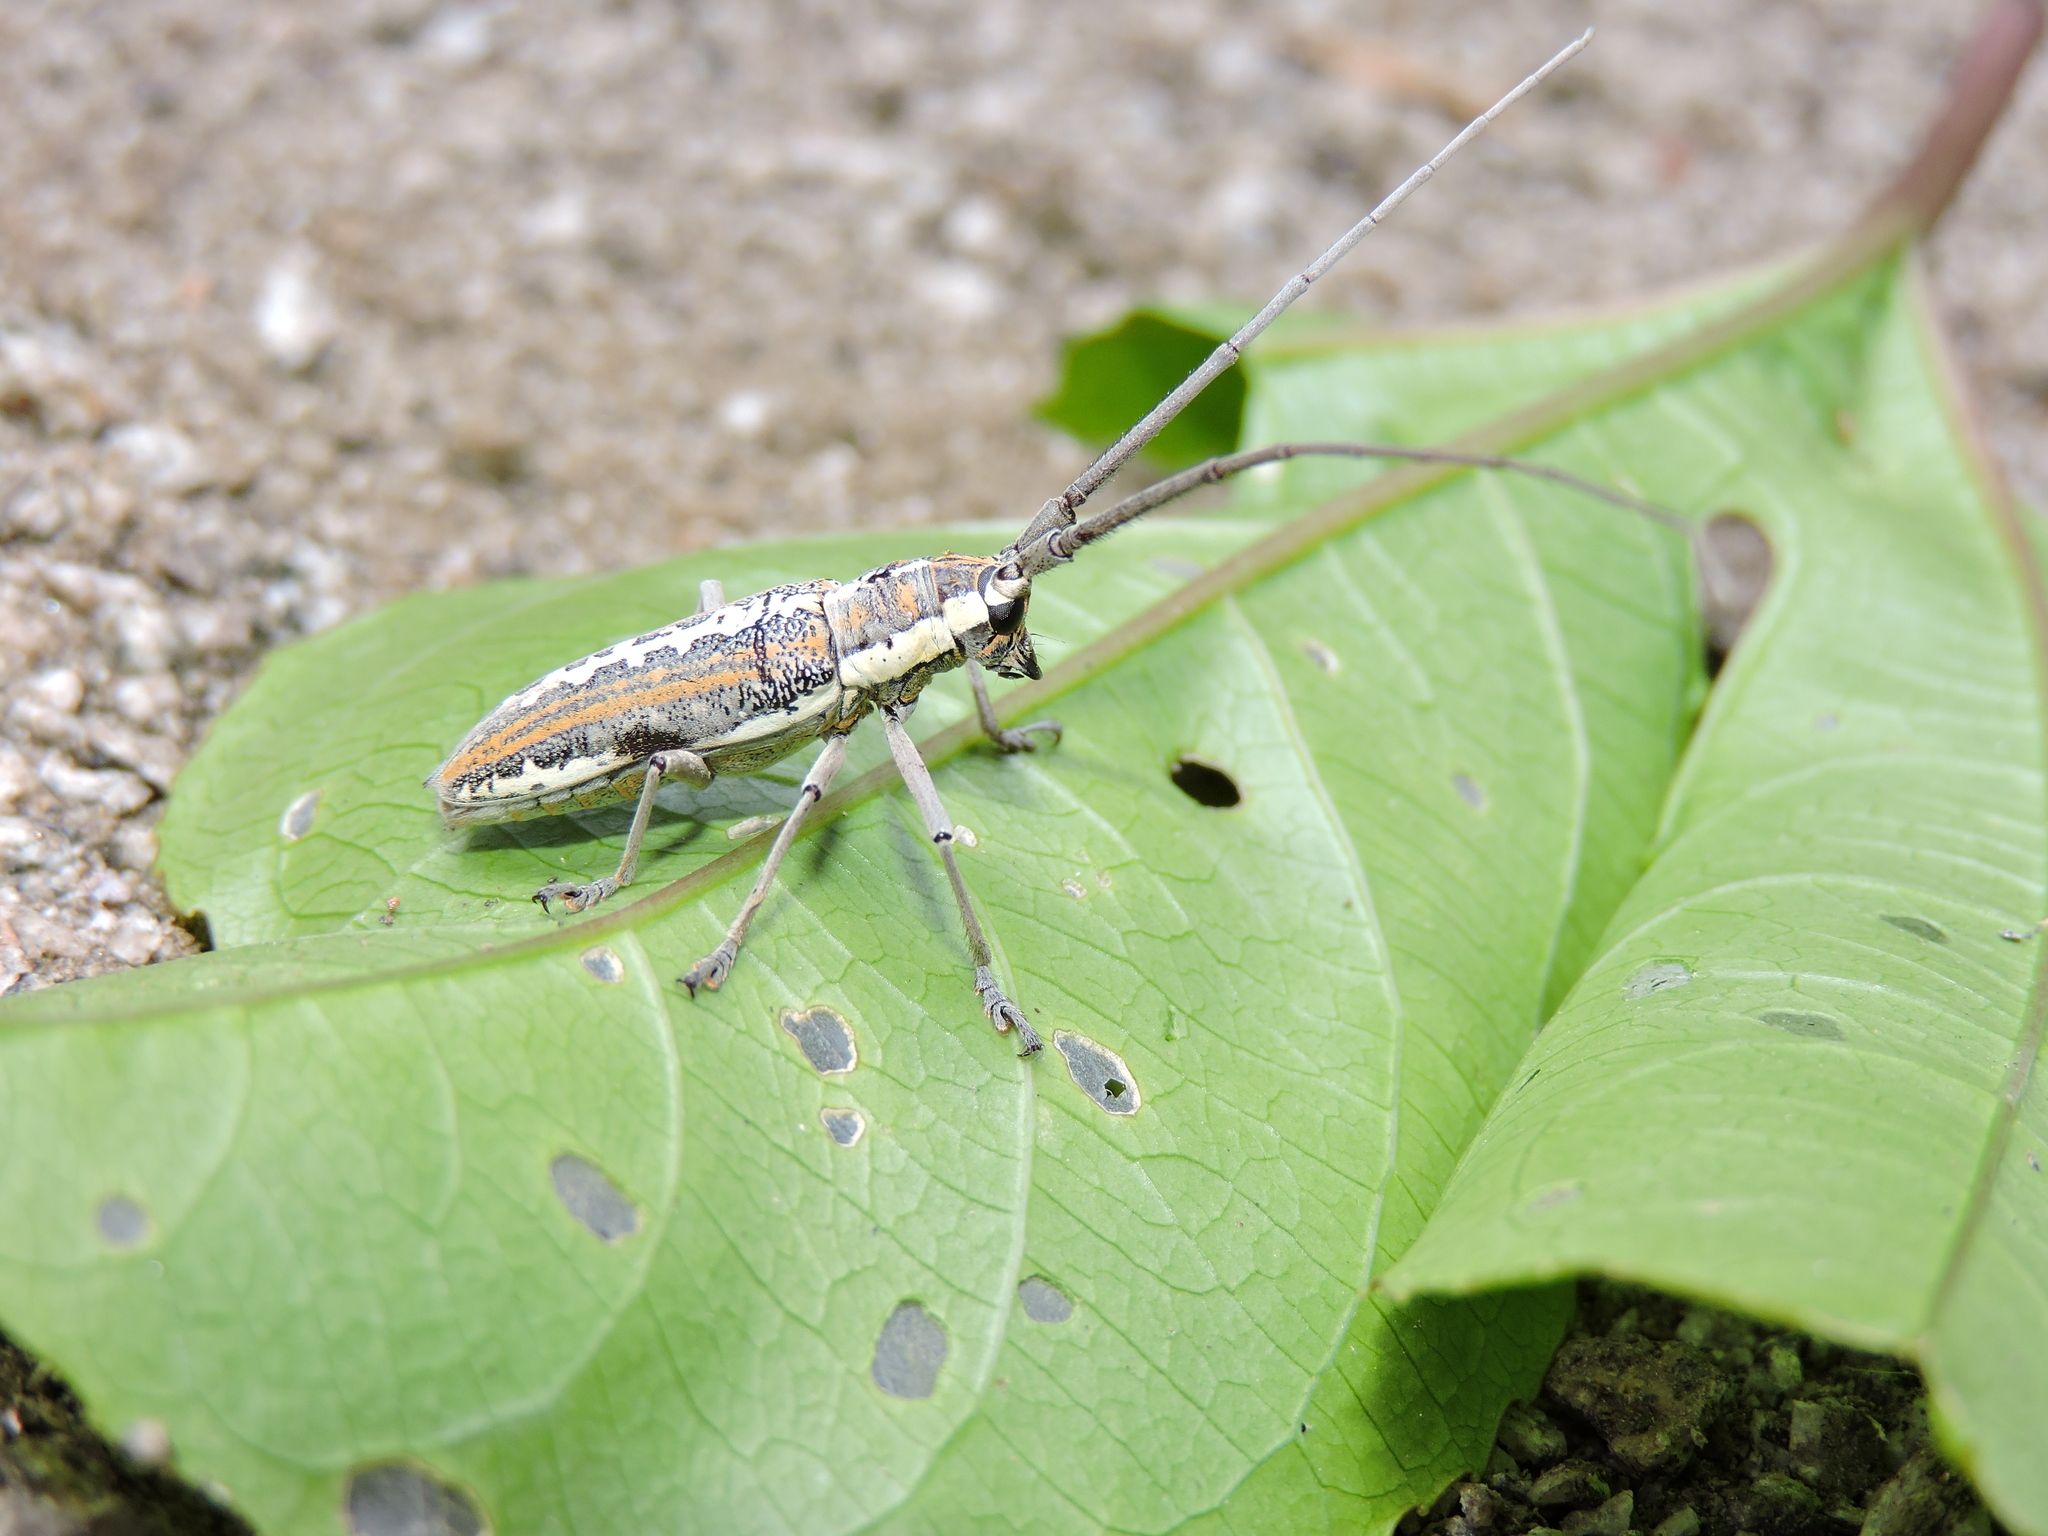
2;0;2045;992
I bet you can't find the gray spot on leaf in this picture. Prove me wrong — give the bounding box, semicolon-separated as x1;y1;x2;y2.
1881;914;1948;944
727;813;784;841
578;945;624;984
1757;1010;1844;1040
96;1195;150;1247
1301;639;1340;674
781;1006;857;1075
871;1302;947;1399
279;790;320;842
1624;961;1693;1000
1054;1030;1140;1116
1451;772;1486;810
1527;1183;1583;1214
819;1106;866;1147
344;1464;487;1536
1698;511;1772;662
1149;556;1205;580
1017;1276;1073;1324
549;1154;639;1242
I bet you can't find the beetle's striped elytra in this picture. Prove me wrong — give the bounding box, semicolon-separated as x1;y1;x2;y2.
431;34;1609;1058
428;553;1040;826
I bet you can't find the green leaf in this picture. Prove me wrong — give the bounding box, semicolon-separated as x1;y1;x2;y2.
0;264;1751;1535
1034;309;1253;469
1380;254;2048;1535
10;119;2038;1528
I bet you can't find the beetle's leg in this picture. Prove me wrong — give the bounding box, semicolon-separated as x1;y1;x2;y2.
964;655;1061;755
878;703;1042;1057
534;748;713;914
697;579;725;614
680;734;850;997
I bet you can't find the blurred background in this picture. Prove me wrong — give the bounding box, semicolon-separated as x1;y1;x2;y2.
1;0;2044;991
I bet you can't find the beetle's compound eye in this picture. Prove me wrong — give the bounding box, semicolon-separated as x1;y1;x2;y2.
979;567;1030;635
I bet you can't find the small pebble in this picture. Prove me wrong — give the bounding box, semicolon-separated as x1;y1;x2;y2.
1766;1340;1803;1393
1496;1401;1568;1467
1561;1490;1632;1536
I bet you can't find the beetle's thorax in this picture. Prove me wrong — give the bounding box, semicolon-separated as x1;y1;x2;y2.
825;554;992;697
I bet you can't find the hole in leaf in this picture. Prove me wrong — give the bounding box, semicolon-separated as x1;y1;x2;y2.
549;1154;638;1242
871;1302;947;1399
578;945;625;984
1054;1030;1141;1116
780;1006;857;1075
1451;772;1486;810
1624;961;1693;1000
1881;914;1948;944
279;790;320;842
1017;1276;1074;1324
1697;512;1772;674
819;1106;866;1148
1170;757;1240;808
1757;1010;1844;1041
344;1464;487;1536
96;1195;150;1248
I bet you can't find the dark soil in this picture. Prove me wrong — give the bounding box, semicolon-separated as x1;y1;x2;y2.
4;1280;1995;1534
1406;1281;1996;1536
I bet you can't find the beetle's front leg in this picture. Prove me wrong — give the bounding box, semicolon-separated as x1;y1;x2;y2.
533;748;713;914
964;655;1061;755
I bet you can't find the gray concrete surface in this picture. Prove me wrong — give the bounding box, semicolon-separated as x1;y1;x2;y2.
2;0;2044;990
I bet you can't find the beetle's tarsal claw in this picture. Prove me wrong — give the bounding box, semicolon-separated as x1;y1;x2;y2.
680;943;735;997
532;876;619;914
976;967;1042;1057
989;719;1062;754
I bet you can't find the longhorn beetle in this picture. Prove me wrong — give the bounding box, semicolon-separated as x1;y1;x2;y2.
430;30;1683;1058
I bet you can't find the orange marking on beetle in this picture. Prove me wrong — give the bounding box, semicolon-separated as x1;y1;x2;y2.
444;635;835;780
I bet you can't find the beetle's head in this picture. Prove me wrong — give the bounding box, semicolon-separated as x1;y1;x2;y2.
930;554;1041;680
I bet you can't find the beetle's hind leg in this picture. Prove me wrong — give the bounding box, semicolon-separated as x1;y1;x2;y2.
533;748;713;914
965;656;1061;755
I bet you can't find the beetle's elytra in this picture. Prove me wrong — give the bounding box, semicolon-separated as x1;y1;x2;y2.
429;34;1603;1059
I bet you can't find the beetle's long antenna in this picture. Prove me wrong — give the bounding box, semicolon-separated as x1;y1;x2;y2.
1004;29;1593;559
1003;441;1694;578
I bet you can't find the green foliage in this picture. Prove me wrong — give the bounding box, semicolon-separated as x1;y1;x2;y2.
2;237;2040;1536
1379;258;2048;1530
1035;308;1252;468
